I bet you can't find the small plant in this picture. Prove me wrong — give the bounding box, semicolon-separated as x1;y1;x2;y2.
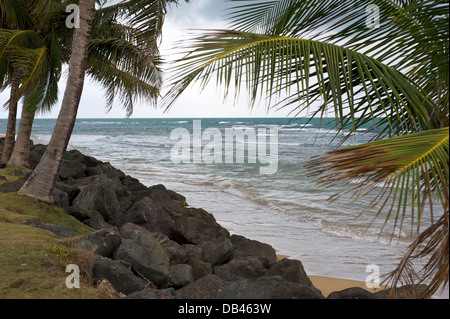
44;245;75;265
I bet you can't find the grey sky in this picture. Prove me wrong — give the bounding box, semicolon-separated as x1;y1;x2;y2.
0;0;294;119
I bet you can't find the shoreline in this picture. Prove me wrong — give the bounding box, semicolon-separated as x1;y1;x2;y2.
1;138;444;299
308;275;384;298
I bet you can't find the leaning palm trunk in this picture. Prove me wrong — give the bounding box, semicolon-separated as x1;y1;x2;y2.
8;103;35;167
18;0;95;203
1;70;21;164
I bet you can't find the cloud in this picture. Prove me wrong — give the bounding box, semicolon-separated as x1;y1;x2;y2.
0;0;292;120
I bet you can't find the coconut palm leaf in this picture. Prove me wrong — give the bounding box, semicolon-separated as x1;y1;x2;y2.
226;0;448;128
305;128;449;233
163;30;435;137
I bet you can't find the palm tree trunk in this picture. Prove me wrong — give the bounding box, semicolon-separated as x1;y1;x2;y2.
1;71;21;164
8;103;35;167
18;0;95;203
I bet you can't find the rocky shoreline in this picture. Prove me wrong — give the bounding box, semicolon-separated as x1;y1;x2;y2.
0;139;426;299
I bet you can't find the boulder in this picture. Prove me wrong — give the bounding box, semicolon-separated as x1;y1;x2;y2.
214;256;268;282
113;232;170;288
161;240;188;265
75;229;122;258
53;188;69;211
72;174;132;224
187;256;213;281
216;276;325;299
0;172;31;193
200;237;233;266
268;258;314;287
169;264;194;288
231;234;277;267
168;207;230;244
92;256;147;295
327;287;378;299
374;284;429;299
25;219;78;238
123;288;179;299
120;197;174;236
177;275;228;299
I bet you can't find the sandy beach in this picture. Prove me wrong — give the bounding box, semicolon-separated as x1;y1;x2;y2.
309;276;385;297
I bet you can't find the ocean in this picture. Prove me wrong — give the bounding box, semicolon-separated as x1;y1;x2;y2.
1;117;435;283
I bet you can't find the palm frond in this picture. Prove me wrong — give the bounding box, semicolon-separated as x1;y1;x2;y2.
163;30;435;135
305;128;449;237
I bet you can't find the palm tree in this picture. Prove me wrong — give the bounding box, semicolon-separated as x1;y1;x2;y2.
161;0;449;298
1;0;164;167
0;0;62;165
18;0;188;199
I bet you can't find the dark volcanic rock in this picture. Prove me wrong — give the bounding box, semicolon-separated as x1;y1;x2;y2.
123;288;179;299
168;264;194;288
327;287;378;299
169;207;230;244
230;234;277;267
75;229;122;258
113;231;170;288
214;256;268;282
200;237;233;266
92;256;147;295
216;276;325;299
25;219;78;238
178;275;228;299
72;174;132;224
268;258;314;287
120;197;174;236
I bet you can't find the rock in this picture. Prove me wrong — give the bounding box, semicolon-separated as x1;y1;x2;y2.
374;284;429;299
231;234;277;267
178;275;228;299
0;172;31;193
83;218;116;231
72;174;132;224
53;188;69;211
162;240;188;265
95;279;126;299
120;197;174;237
0;175;6;181
187;257;213;281
75;229;122;258
216;276;325;299
169;264;194;288
120;175;148;193
55;182;80;204
268;258;314;287
214;256;268;282
28;144;46;168
66;207;104;223
58;149;102;180
11;169;24;176
92;256;147;295
123;288;179;299
113;231;170;288
97;162;126;179
200;237;233;266
327;287;378;299
25;219;78;238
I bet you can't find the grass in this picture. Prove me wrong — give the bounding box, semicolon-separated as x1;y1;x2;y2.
0;165;104;299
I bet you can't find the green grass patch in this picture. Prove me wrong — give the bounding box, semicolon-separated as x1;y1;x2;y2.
0;166;31;185
0;192;101;299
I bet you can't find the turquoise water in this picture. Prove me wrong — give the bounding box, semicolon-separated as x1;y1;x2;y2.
1;117;434;281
